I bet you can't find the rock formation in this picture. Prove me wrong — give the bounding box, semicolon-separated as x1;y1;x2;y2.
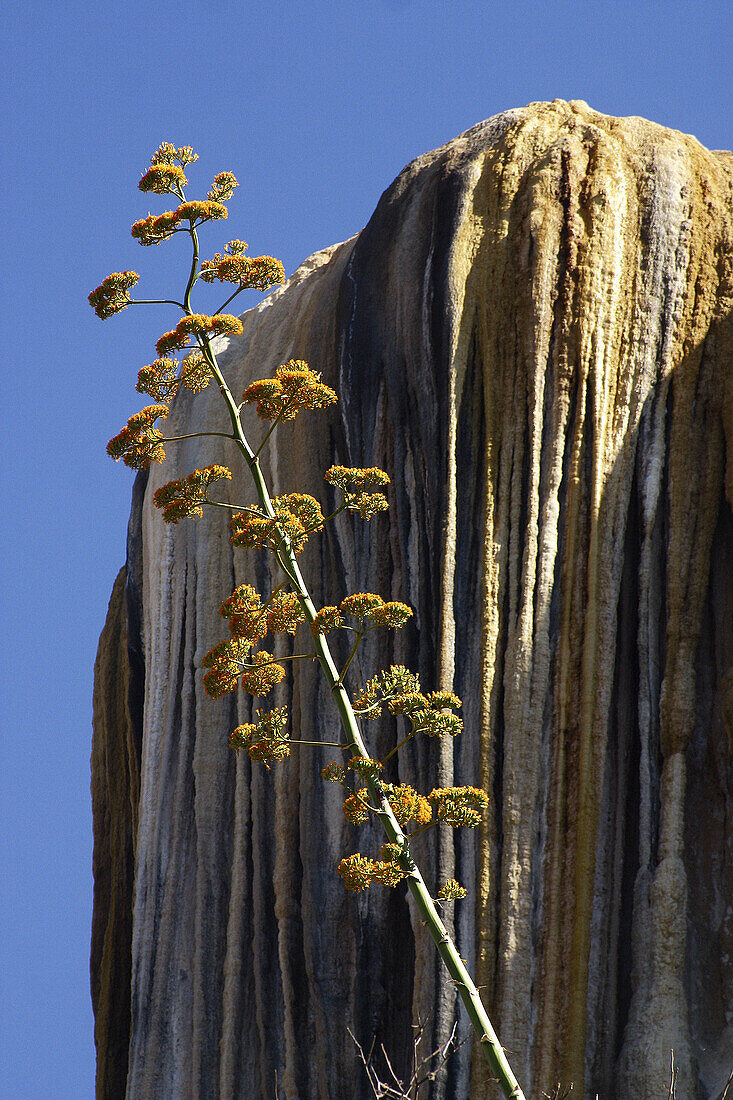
92;100;733;1098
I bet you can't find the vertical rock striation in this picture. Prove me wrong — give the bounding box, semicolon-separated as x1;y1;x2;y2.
92;101;733;1098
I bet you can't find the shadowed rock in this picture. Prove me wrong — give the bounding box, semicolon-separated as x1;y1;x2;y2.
92;100;733;1099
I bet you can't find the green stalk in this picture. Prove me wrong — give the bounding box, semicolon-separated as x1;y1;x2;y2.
188;226;526;1100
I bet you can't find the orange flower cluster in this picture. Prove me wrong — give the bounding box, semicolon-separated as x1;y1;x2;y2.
153;465;232;523
207;172;239;203
138;163;187;194
343;789;371;825
230;493;324;554
229;706;289;767
242;361;337;422
88;271;139;319
324;465;390;519
380;783;432;828
156;313;243;356
202;639;285;700
200;250;285;291
220;583;268;641
337;854;376;891
107;404;168;469
218;583;305;643
240;651;287;696
337;853;406;891
132;201;227;246
311;594;412;635
428;786;488;828
265;591;305;635
202;636;252;697
436;879;467;901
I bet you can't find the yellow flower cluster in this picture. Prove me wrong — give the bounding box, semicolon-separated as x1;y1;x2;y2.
200;251;285;291
352;665;421;718
436;879;467;901
131;201;227;246
150;142;198;167
310;606;344;635
88;271;139;319
311;595;412;635
156;313;243;357
107;404;168;469
348;756;382;780
229;706;289;767
324;465;390;519
153;465;233;523
381;783;432;828
230;494;324;554
135;352;213;403
389;690;463;739
428;786;488;828
371;861;407;887
202;640;285;700
379;842;402;863
207;172;239;202
321;761;347;783
181;350;213;392
351;667;462;738
242;361;337;422
138;163;187;194
136;359;180;403
338;853;407;891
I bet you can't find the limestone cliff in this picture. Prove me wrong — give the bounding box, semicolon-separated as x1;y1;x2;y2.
92;101;733;1099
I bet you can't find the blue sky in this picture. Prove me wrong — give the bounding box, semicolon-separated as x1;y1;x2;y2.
2;1;731;1095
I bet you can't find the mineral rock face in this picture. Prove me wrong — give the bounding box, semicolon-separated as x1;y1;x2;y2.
92;100;733;1099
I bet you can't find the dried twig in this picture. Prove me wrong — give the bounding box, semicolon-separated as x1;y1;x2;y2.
542;1085;573;1100
349;1018;468;1099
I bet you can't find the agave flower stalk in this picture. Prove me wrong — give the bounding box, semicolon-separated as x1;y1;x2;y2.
92;142;527;1100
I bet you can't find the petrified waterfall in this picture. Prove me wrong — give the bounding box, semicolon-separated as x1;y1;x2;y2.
92;100;733;1099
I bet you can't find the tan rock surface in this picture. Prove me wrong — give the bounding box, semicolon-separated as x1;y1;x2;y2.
92;101;733;1098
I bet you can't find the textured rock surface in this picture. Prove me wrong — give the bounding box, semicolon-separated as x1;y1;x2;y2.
92;101;733;1098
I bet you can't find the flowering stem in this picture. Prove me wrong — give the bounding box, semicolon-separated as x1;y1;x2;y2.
204;500;263;514
162;432;236;442
287;739;350;749
242;654;315;667
130;298;186;309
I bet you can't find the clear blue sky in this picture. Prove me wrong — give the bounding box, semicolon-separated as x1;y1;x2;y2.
2;1;731;1095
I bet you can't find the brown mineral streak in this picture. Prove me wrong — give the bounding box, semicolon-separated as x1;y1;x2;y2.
92;101;733;1099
